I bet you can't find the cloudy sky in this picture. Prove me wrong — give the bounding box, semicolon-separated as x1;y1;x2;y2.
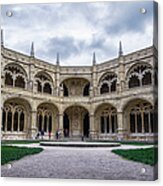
1;1;155;66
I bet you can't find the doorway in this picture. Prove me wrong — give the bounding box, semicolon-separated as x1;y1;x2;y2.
63;113;69;137
83;113;90;137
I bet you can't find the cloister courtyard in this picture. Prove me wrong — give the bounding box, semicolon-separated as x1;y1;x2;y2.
1;141;157;181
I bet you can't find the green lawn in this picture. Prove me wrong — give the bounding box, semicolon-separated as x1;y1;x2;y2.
112;147;158;166
1;146;43;165
1;140;40;145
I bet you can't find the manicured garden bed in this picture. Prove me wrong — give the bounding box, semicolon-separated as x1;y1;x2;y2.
112;147;158;166
1;146;43;165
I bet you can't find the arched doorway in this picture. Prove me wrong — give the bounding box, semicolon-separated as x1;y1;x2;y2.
124;99;157;140
37;103;58;137
83;113;90;137
63;113;69;137
63;106;89;138
95;103;118;139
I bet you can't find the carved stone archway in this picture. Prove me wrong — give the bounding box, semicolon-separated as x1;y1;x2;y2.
37;103;59;135
63;106;89;138
94;103;118;139
1;98;31;139
124;99;157;140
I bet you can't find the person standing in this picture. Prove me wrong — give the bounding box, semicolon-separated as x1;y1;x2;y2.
56;130;59;140
48;131;51;140
41;130;44;140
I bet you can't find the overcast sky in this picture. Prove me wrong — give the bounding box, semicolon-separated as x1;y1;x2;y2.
1;1;155;66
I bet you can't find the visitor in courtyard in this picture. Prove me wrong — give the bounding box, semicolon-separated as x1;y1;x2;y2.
48;131;51;140
56;130;59;140
64;128;68;137
35;132;40;140
41;130;44;140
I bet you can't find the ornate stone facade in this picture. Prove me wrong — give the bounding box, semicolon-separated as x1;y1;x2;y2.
1;39;158;141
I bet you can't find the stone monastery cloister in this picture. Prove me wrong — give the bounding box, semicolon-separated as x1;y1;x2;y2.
1;30;158;141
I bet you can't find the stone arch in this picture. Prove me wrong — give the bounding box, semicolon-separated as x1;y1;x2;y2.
126;63;152;89
122;97;153;112
4;63;28;77
60;77;90;84
63;105;90;138
64;103;89;113
4;63;27;89
94;103;118;136
123;99;157;137
61;78;90;97
83;82;90;96
35;71;53;94
98;72;117;94
36;102;59;134
2;98;31;139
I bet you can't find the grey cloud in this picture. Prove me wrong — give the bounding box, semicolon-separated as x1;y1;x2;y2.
104;1;153;35
1;1;154;65
39;36;83;60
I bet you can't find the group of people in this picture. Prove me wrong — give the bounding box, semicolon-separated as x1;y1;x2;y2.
35;129;61;140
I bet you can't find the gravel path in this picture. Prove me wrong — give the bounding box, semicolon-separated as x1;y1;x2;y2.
1;145;157;181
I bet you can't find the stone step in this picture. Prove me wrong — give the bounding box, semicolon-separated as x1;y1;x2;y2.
40;141;121;148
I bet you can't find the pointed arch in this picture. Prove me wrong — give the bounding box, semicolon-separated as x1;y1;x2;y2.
124;99;156;134
95;103;118;134
126;63;152;88
35;71;53;94
2;98;31;134
99;72;117;94
37;102;59;133
4;63;27;89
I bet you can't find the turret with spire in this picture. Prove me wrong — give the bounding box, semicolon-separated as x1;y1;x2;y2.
30;42;35;58
118;41;125;93
118;41;123;57
56;52;60;65
92;52;96;65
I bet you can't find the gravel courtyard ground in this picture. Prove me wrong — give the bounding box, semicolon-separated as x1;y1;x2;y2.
1;144;157;181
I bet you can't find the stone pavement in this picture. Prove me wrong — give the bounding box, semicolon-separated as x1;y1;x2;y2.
1;144;157;181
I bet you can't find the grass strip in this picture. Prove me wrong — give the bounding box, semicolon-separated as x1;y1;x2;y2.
112;147;158;166
1;146;43;165
1;140;40;145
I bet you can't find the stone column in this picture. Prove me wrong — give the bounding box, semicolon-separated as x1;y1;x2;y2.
89;114;96;139
11;113;14;132
33;81;38;93
141;112;145;133
56;65;60;96
104;117;107;134
30;110;38;139
118;55;125;92
58;113;63;138
46;116;49;133
5;111;8;132
117;111;126;140
17;112;20;132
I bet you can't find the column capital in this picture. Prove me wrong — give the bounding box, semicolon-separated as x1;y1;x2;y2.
117;111;123;114
31;110;37;113
90;113;94;117
58;113;63;116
